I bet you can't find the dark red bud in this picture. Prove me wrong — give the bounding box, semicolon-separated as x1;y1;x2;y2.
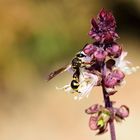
91;18;99;29
99;8;106;19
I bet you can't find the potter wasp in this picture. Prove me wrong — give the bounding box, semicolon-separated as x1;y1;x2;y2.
48;51;92;91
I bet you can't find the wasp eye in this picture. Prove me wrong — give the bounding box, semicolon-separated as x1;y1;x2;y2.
76;52;86;58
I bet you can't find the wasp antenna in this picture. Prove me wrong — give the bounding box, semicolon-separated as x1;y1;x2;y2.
82;43;89;50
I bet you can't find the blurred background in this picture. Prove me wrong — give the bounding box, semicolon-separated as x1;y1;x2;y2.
0;0;140;140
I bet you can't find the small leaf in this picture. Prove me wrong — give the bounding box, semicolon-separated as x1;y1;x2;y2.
97;119;104;128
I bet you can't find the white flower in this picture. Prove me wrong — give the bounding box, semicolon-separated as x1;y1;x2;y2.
105;87;117;95
80;52;93;63
115;51;139;75
57;71;99;100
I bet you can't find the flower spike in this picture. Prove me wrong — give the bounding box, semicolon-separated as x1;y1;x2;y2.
49;8;139;140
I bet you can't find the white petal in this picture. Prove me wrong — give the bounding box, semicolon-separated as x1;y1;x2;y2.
75;72;99;100
119;80;126;86
56;85;73;93
74;96;78;100
105;87;117;94
115;51;139;75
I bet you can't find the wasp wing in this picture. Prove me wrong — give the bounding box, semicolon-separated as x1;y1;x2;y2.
48;64;71;81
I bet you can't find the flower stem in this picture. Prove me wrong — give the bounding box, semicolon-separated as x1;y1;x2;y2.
102;85;116;140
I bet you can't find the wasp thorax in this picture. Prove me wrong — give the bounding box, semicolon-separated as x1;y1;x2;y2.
72;57;82;68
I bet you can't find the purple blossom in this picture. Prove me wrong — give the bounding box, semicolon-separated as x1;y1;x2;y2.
86;104;111;134
49;8;139;140
106;43;122;58
88;9;119;43
89;116;98;130
86;104;129;134
104;70;125;88
82;9;137;138
85;104;101;114
83;44;97;56
50;9;138;100
94;48;108;62
115;105;129;119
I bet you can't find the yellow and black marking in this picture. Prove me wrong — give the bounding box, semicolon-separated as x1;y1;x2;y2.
70;52;87;91
70;67;80;92
71;80;79;90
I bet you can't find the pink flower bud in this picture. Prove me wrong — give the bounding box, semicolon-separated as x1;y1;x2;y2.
98;8;106;20
112;70;125;81
91;18;98;29
106;44;122;57
118;105;129;118
89;116;98;130
85;104;100;114
83;44;97;56
94;49;108;61
104;75;117;88
88;30;93;36
95;36;101;41
104;70;125;88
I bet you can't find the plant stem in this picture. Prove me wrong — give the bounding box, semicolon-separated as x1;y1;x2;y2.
102;85;116;140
